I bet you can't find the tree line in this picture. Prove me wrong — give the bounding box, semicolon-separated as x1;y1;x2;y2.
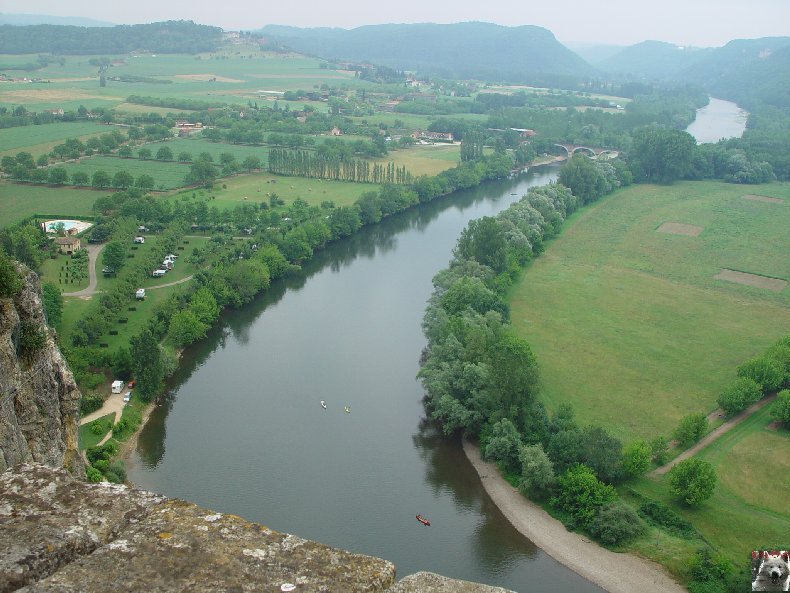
268;148;413;184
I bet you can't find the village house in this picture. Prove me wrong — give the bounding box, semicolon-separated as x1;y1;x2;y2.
510;128;537;139
54;237;81;255
174;120;204;137
329;127;343;136
411;130;455;143
44;108;64;117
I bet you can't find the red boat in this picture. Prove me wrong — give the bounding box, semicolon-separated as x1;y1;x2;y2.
416;514;431;526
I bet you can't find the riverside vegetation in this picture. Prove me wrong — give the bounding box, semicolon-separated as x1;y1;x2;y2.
419;153;789;592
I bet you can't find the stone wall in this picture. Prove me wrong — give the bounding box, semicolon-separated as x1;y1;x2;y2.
1;464;514;593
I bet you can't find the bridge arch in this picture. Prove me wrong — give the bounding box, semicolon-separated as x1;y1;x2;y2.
571;146;596;157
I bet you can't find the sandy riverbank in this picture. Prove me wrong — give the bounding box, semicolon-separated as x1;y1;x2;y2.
462;440;687;593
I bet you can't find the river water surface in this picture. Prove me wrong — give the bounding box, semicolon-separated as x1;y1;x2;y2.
127;166;607;592
127;96;746;592
686;97;748;143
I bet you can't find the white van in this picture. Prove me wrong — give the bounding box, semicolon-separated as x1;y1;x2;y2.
152;269;167;277
111;380;124;394
135;288;146;300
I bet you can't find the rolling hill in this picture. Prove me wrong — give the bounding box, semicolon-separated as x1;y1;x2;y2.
258;22;596;85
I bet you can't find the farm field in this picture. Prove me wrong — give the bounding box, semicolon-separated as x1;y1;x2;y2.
0;121;110;157
379;144;462;176
175;172;375;210
158;137;269;163
0;181;105;226
58;155;189;190
509;180;790;442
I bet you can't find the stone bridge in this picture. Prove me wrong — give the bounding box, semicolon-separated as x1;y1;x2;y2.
553;143;619;160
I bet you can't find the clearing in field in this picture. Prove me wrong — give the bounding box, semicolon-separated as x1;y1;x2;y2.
713;269;787;292
656;222;703;236
743;194;784;204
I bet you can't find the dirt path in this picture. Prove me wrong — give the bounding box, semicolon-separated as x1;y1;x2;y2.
63;243;105;297
651;394;777;476
80;392;125;426
146;274;194;290
463;441;686;593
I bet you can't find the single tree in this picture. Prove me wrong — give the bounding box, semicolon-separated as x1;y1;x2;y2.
101;241;126;274
112;170;134;189
622;439;651;477
156;146;174;161
91;170;111;188
519;443;555;499
668;458;716;506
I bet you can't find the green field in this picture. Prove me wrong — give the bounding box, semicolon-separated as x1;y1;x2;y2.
0;181;105;226
379;144;461;176
58;155;189;190
0;121;110;157
162;137;269;163
628;405;789;566
176;172;375;210
509;181;790;442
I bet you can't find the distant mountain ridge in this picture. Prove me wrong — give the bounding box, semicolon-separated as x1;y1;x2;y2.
0;13;115;27
597;40;712;79
258;22;596;85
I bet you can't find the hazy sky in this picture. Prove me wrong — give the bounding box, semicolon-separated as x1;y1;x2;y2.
3;0;789;47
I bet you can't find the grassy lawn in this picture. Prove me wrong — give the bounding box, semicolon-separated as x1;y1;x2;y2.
0;181;105;227
509;181;790;442
626;405;789;566
40;252;89;291
78;412;115;450
58;235;208;350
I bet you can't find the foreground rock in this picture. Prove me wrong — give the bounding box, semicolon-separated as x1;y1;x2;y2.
1;464;512;593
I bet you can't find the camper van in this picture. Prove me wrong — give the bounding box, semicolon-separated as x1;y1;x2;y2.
152;269;167;277
111;380;124;394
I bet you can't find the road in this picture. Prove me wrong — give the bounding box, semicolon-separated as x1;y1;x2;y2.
62;243;104;297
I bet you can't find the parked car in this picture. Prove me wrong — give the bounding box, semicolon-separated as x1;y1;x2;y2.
127;380;136;388
135;288;146;300
134;236;145;244
123;391;132;403
102;267;114;276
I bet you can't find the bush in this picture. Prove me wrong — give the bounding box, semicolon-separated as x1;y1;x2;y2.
79;393;104;415
637;500;695;538
668;459;717;506
0;252;23;298
86;441;118;464
551;464;618;528
589;502;646;546
17;319;46;356
650;436;670;465
90;420;105;436
673;413;708;448
86;466;103;482
737;357;784;393
622;439;651;477
771;389;790;426
518;443;556;499
717;377;762;416
108;460;127;482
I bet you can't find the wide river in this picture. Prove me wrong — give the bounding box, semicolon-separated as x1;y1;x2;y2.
127;164;605;592
686;97;748;143
127;97;746;591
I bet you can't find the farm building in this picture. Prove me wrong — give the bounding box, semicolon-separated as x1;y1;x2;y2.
54;237;81;255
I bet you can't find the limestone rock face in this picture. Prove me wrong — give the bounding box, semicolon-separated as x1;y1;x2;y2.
0;265;82;475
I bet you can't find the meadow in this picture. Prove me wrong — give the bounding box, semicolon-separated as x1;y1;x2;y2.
0;121;109;157
58;155;189;190
0;181;105;226
509;180;790;442
627;405;789;567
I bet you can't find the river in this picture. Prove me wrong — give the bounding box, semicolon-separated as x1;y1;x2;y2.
686;97;748;144
127;165;607;592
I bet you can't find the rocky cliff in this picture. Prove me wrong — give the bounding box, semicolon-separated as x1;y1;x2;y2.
0;264;82;475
